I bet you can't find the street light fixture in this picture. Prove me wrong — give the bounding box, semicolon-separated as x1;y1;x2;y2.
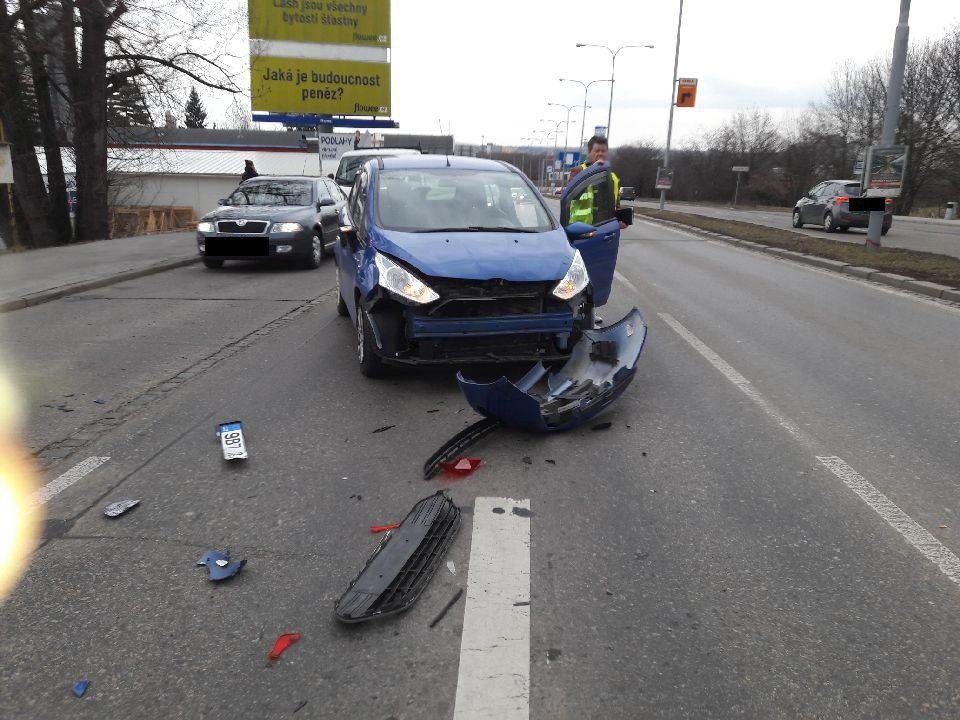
547;102;584;165
559;77;610;155
574;42;654;145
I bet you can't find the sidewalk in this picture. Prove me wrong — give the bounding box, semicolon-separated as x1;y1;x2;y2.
0;231;199;312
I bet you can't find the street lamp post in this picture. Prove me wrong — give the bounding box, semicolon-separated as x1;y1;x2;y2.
540;119;566;184
659;0;684;211
547;102;582;167
575;42;654;145
559;77;611;154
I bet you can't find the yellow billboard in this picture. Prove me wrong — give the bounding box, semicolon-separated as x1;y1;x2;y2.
250;56;390;115
249;0;390;47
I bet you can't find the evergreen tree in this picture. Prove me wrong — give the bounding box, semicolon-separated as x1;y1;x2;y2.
184;87;207;128
107;77;152;127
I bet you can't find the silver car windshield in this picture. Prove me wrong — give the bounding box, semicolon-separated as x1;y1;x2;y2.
375;169;555;233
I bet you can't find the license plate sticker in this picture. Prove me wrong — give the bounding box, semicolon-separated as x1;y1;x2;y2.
218;421;248;460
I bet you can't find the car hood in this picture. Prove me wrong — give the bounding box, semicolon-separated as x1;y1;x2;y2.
371;228;574;282
201;205;311;221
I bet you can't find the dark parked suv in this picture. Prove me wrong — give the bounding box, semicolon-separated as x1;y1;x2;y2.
793;180;892;235
619;186;637;201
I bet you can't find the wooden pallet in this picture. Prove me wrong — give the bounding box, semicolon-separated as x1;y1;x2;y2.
110;206;196;237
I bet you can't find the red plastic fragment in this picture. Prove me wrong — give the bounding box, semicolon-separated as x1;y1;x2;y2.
268;633;302;663
440;457;483;477
370;523;400;534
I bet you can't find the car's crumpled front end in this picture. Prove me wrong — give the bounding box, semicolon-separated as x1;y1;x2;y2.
455;308;648;431
358;246;594;365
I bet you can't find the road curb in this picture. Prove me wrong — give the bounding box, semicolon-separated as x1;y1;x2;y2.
636;214;960;305
0;255;201;313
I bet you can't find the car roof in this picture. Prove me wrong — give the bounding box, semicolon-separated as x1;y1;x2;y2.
377;154;514;172
239;175;318;182
339;148;421;158
824;179;860;185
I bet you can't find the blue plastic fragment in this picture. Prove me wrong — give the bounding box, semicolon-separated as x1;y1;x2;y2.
196;550;246;581
72;680;90;697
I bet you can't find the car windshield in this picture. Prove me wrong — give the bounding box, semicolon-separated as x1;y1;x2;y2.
336;155;382;185
225;180;312;206
375;168;555;232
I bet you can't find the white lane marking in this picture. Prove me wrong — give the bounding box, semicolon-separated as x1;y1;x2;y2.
637;217;703;241
658;313;810;444
454;497;530;720
33;456;110;505
817;456;960;586
614;270;639;294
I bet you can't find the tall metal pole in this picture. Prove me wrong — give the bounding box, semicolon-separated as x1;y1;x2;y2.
866;0;910;252
658;0;684;211
561;78;611;155
607;52;616;141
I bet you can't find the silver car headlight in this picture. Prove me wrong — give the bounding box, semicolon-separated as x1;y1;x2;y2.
551;249;589;300
197;221;215;233
374;253;439;305
270;222;303;233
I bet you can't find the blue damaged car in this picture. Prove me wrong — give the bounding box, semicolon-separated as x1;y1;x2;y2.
333;155;624;377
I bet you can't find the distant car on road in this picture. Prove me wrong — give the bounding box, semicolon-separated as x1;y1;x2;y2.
619;186;637;201
793;179;892;235
333;148;421;195
334;155;623;377
196;176;348;269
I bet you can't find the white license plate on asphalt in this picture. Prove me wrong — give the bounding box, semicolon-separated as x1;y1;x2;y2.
218;421;248;460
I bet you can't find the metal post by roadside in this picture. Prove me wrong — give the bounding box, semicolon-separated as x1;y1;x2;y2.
732;172;741;208
866;0;910;252
659;0;685;211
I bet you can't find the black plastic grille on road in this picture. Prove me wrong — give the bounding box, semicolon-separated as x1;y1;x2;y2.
216;220;268;234
205;237;270;257
335;492;460;622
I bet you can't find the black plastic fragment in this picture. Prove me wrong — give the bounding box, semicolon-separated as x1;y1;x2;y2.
335;492;461;623
423;417;500;480
592;421;612;431
372;425;396;434
428;588;464;628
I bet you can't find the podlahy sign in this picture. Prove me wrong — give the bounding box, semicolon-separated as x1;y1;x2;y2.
249;0;391;116
314;132;359;162
251;57;390;114
249;0;389;46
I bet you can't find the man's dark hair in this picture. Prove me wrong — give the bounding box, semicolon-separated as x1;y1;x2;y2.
587;135;609;151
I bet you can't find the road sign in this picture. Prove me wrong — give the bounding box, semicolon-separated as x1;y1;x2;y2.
676;78;698;108
594;125;608;138
557;151;581;169
0;143;12;184
655;166;674;190
731;165;749;173
862;145;908;197
250;56;390;115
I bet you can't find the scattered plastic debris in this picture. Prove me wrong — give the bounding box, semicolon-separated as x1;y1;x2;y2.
446;561;456;576
426;409;440;414
217;421;248;460
349;494;362;501
268;633;302;663
428;588;464;628
592;422;612;431
371;425;396;434
94;399;106;405
939;525;948;529
196;550;246;581
335;492;460;623
457;308;647;432
370;523;400;534
423;418;500;480
103;499;140;518
72;680;90;698
522;456;532;465
441;457;483;478
512;507;534;518
293;700;308;713
545;459;556;465
513;601;530;607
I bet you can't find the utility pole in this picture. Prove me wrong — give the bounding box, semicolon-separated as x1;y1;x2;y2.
659;0;684;211
560;78;611;154
865;0;910;252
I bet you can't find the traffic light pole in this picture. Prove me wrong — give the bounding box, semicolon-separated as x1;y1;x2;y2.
866;0;910;252
658;0;684;211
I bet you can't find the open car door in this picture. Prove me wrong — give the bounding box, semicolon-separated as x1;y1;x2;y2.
559;164;620;306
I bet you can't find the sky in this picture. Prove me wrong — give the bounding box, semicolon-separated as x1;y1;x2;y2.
200;0;960;149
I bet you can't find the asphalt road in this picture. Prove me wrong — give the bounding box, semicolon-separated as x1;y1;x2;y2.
2;216;960;719
633;200;960;259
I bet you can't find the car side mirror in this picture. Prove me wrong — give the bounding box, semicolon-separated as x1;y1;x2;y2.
615;207;633;226
327;173;335;180
338;225;358;252
564;221;596;241
317;197;336;209
218;198;227;205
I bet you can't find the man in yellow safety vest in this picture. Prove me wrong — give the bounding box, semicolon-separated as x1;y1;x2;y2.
568;135;624;227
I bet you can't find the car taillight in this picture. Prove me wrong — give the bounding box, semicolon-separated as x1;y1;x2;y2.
885;198;893;204
834;196;849;205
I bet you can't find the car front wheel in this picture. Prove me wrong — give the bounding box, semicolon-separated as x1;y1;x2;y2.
303;234;323;269
792;209;803;228
356;305;386;378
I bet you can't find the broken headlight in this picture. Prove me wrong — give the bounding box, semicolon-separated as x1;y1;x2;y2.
374;252;440;305
551;249;589;300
